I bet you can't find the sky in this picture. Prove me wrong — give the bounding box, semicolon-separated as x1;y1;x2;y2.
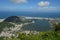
0;0;60;12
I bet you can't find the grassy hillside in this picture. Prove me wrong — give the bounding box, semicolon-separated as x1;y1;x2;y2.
2;30;59;40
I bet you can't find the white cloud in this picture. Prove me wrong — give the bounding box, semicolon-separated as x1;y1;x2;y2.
38;1;50;7
11;0;27;4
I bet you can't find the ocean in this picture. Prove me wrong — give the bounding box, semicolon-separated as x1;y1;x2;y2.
0;11;60;18
0;11;60;31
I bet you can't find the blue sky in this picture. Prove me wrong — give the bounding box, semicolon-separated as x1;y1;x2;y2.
0;0;60;12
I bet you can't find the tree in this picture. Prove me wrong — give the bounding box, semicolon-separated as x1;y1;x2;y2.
55;23;60;31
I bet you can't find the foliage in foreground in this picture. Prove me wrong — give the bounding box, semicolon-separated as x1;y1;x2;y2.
0;30;59;40
0;23;60;40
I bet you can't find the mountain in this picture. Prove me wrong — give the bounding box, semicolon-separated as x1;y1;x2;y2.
4;16;26;23
4;16;21;23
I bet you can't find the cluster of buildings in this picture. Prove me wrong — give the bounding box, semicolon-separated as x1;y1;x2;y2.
0;21;38;38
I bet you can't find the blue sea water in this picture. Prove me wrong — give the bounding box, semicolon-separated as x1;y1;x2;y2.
0;11;60;31
0;11;60;18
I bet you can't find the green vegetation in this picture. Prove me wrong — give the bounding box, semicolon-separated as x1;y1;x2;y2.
55;23;60;31
0;23;60;40
0;22;14;32
1;30;59;40
0;21;60;40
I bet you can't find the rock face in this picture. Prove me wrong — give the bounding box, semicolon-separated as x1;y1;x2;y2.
4;16;23;23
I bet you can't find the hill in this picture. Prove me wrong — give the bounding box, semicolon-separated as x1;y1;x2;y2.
4;16;24;23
